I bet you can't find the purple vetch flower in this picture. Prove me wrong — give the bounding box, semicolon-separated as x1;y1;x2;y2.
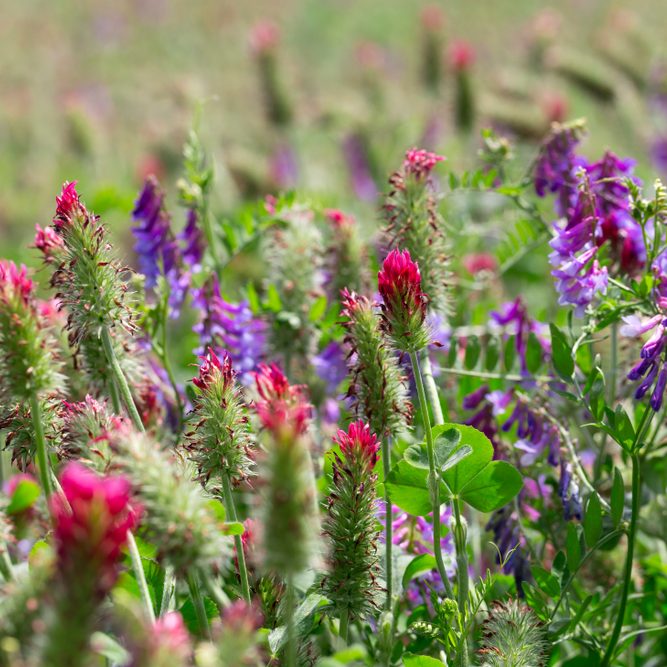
485;504;530;596
623;314;667;411
587;151;644;275
269;141;299;189
502;398;560;467
558;460;582;520
342;133;378;202
193;276;266;385
651;137;667;174
652;250;667;302
490;298;550;373
534;121;586;216
132;176;189;317
132;177;180;288
312;341;348;394
179;208;204;268
378;504;454;608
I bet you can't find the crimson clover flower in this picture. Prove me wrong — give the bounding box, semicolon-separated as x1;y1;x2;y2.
324;420;382;619
403;148;446;181
253;362;312;437
378;249;430;351
51;462;139;592
187;348;254;486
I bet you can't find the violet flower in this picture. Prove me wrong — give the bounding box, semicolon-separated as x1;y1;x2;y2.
193;276;266;385
623;314;667;411
342;133;378;202
132;177;188;317
179;208;204;268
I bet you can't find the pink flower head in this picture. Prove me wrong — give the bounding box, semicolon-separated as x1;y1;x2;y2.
421;4;445;31
33;224;65;258
150;611;191;659
249;20;280;56
193;347;235;392
462;252;497;275
0;260;34;304
4;472;37;498
448;40;475;71
378;250;429;350
221;599;264;634
333;420;379;471
340;288;369;318
53;181;82;228
51;463;139;591
403;148;445;180
253;363;311;436
325;208;354;230
355;41;384;71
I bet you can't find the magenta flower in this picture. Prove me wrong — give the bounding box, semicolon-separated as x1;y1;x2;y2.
378;249;430;351
332;420;379;473
192;347;234;392
53;181;82;228
448;40;475;71
403;148;445;180
51;463;139;592
149;611;191;659
248;20;280;56
0;260;34;304
253;363;312;436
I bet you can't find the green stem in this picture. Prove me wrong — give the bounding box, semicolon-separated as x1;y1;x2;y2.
382;436;393;610
339;607;349;646
187;572;211;639
453;496;469;667
101;327;145;432
600;454;641;667
421;350;444;425
158;296;184;425
221;472;251;603
285;575;297;667
0;550;13;581
29;395;53;499
409;351;455;601
108;377;122;414
127;531;156;623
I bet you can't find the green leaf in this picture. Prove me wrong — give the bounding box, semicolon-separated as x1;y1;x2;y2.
402;554;438;589
446;337;458;368
532;565;560;598
6;478;40;514
309;296;328;322
550;324;574;380
612;406;635;450
583;494;602;547
268;593;329;653
457;461;523;512
464;336;481;370
566;524;581;571
222;521;245;536
503;335;516;372
403;654;446;667
385;459;449;516
611;468;625;527
180;596;219;634
265;284;282;312
485;337;500;371
525;332;544;374
439;424;523;512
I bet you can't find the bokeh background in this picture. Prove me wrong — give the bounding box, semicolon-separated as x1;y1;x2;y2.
2;0;667;265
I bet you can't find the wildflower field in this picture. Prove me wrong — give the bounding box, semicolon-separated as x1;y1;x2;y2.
2;1;667;665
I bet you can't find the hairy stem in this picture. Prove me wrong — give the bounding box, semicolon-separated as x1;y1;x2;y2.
285;575;297;667
452;497;469;667
601;454;641;667
420;349;444;425
160;565;174;615
382;436;393;610
221;472;251;603
29;395;53;499
101;327;144;433
127;531;156;624
409;351;454;600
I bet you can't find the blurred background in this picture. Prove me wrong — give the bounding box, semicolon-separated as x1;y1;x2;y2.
2;0;667;263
